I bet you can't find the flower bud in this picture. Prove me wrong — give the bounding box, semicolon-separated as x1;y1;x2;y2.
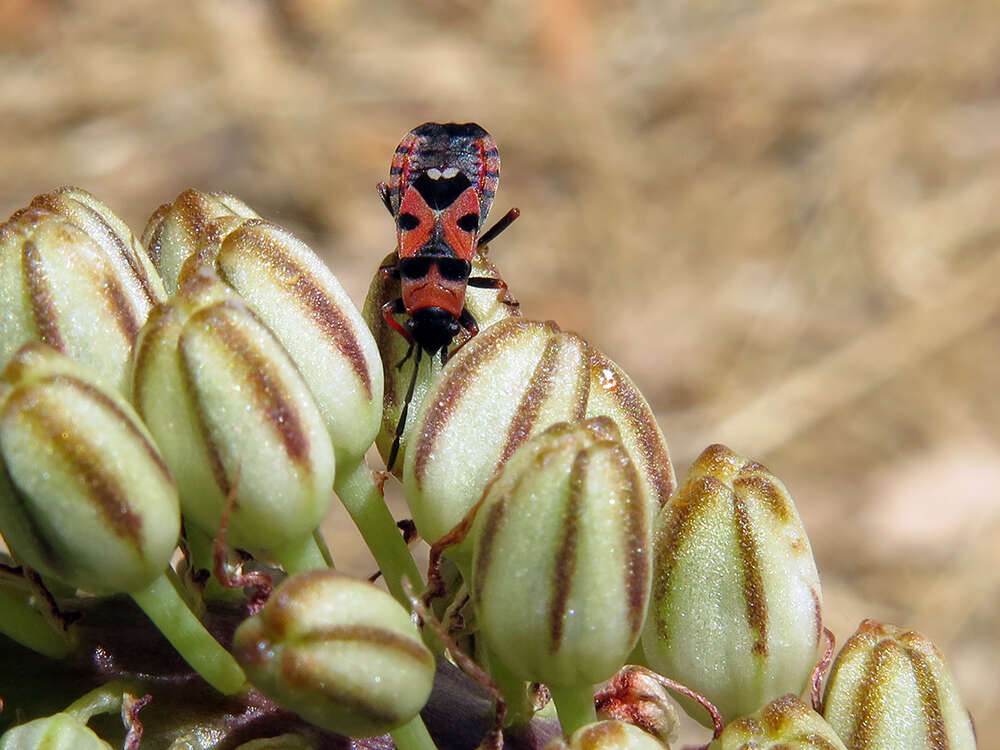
471;418;652;688
0;713;113;750
141;188;258;293
642;444;822;725
232;570;435;738
0;186;166;395
362;249;521;474
821;619;977;750
0;343;179;595
131;269;335;557
404;318;674;558
214;220;383;467
708;694;847;750
543;720;669;750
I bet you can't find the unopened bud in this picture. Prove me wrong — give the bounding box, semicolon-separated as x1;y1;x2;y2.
233;570;435;738
131;269;335;558
215;220;383;466
708;694;846;749
405;318;673;560
544;720;670;750
0;713;113;750
642;444;822;724
0;186;166;394
471;418;652;688
0;343;179;595
141;188;258;293
822;619;977;750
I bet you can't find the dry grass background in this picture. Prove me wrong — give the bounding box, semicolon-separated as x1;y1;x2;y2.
2;0;998;745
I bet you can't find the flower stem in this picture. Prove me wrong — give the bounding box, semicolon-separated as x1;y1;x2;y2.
389;714;439;750
548;683;597;737
269;533;331;575
0;585;73;659
333;459;423;606
130;573;247;695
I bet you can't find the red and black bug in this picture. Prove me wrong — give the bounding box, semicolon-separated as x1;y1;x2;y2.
378;122;519;468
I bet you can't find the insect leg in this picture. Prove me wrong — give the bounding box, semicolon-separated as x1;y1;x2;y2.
477;207;520;249
387;346;422;471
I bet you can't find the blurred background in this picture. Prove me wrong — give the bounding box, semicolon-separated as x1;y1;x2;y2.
2;0;997;744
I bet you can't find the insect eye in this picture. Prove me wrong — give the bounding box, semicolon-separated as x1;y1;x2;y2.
438;258;471;282
399;257;432;279
456;213;479;232
398;213;420;231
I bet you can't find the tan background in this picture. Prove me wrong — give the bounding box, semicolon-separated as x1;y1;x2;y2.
2;0;997;745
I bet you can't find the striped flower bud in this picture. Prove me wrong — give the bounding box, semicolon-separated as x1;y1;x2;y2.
471;418;652;690
131;269;335;561
543;720;670;750
709;694;847;750
0;713;113;750
0;350;245;695
821;619;976;750
0;343;179;595
642;444;823;725
404;318;674;561
0;186;166;395
232;570;435;738
141;188;258;293
362;249;521;474
214;220;383;467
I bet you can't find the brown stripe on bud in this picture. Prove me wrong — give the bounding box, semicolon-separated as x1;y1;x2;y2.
614;440;651;641
301;624;435;666
22;239;64;352
6;384;144;550
650;475;717;645
549;448;587;651
585;347;675;511
500;331;589;468
220;220;373;399
183;303;311;466
733;493;769;657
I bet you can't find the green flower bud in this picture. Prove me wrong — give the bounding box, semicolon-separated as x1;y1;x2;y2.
708;694;847;750
141;188;258;293
362;249;521;474
405;318;674;559
0;186;166;395
0;713;113;750
642;444;822;725
232;570;435;738
0;343;179;595
214;220;383;467
822;619;977;750
543;720;670;750
131;269;335;562
471;418;652;689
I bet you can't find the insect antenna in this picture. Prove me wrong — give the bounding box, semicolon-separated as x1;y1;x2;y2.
477;207;520;248
387;346;423;472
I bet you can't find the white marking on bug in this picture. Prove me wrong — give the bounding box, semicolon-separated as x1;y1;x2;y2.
598;367;618;390
442;167;460;178
427;168;442;180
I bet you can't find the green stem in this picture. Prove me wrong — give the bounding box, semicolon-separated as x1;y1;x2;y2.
389;714;439;750
130;573;247;695
548;683;597;737
64;680;131;723
0;585;74;659
333;459;423;606
269;533;331;575
313;527;336;567
485;645;535;727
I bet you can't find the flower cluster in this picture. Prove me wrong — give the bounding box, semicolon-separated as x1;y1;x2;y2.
0;185;978;750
